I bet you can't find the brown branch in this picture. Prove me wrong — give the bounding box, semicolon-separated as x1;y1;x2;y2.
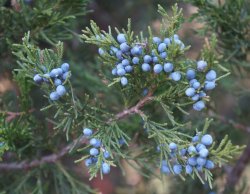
2;109;35;122
223;141;250;193
0;93;154;171
0;136;87;171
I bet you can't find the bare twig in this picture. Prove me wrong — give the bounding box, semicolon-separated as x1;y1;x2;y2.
1;109;35;122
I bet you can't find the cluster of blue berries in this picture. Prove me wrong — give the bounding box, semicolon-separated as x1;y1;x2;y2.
82;128;111;175
33;63;70;101
160;133;215;175
185;61;217;111
98;33;185;86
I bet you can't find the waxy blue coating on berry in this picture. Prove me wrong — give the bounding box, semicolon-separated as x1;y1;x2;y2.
153;64;163;74
158;43;167;53
173;164;182;175
186;165;193;174
110;46;119;55
170;71;181;81
50;69;59;78
131;46;142;56
125;65;133;73
122;59;130;66
169;142;177;150
132;57;139;64
90;138;101;147
153;37;161;45
62;72;69;80
102;162;111;174
205;160;215;169
186;69;196;80
142;63;151;72
199;91;206;98
160;52;167;59
116;50;123;60
103;151;110;159
161;165;171;174
121;77;128;86
189;79;197;86
116;63;123;69
193;100;205;111
199;148;209;158
206;70;217;81
185;88;196;97
153;56;159;63
85;158;92;167
117;68;126;76
188;157;197;166
197;157;207;166
120;42;130;52
98;48;105;55
56;85;66;96
180;148;187;156
50;92;59;101
196;143;206;152
164;63;174;72
192;81;201;89
201;134;213;146
192;135;199;142
33;74;43;83
89;148;99;156
83;128;93;137
163;38;171;45
56;68;63;76
191;94;200;101
112;68;117;76
188;145;197;154
204;81;216;90
142;88;149;96
197;60;207;71
117;34;126;43
196;165;203;172
143;55;152;63
54;79;62;86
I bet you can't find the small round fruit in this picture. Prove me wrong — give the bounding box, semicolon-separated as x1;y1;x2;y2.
153;64;163;74
143;55;152;63
120;77;128;86
164;63;174;72
201;134;213;146
89;138;101;147
173;164;182;175
169;142;177;150
205;160;215;169
117;33;126;43
33;74;43;83
197;60;207;71
56;85;66;96
89;148;99;156
142;63;151;72
170;71;181;81
50;91;59;101
199;148;209;158
83;128;93;137
185;88;196;97
186;165;193;174
102;162;111;174
193;100;205;111
186;69;196;80
206;70;217;81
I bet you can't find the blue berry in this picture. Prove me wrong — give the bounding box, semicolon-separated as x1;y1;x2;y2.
180;148;187;156
50;69;59;78
131;46;142;56
158;43;167;53
85;158;92;167
192;135;199;142
197;157;207;166
61;63;69;72
90;148;99;156
186;69;196;80
56;68;63;76
90;138;101;147
117;33;126;43
62;72;69;80
193;100;205;111
197;60;207;71
102;162;111;174
164;63;174;72
116;50;123;60
160;52;167;59
142;88;149;96
125;65;133;72
118;138;125;145
153;37;161;45
173;164;182;175
199;91;206;98
132;57;140;64
33;74;43;83
191;94;200;101
110;46;119;55
206;70;217;81
142;63;151;72
205;160;215;169
116;63;123;69
50;91;59;101
199;148;209;158
153;56;159;63
56;85;66;96
170;71;181;81
185;88;196;97
103;151;110;159
186;165;193;174
204;81;216;90
189;79;197;86
122;59;130;66
54;79;62;86
143;55;152;63
83;128;93;137
98;48;105;55
117;68;126;76
196;143;206;152
188;145;197;154
153;64;163;74
201;134;213;146
169;142;177;150
192;81;201;89
173;34;179;40
121;77;128;86
120;43;130;53
43;73;50;82
163;38;171;45
188;157;197;166
112;68;117;76
161;165;171;174
196;165;203;172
